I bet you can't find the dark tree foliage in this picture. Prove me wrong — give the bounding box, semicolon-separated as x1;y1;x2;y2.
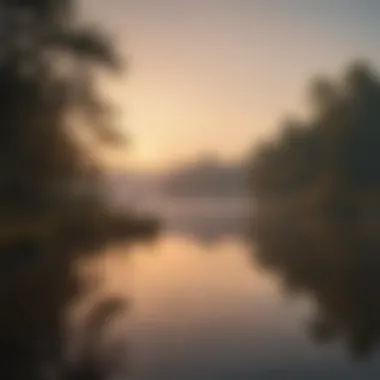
0;1;158;379
250;61;380;358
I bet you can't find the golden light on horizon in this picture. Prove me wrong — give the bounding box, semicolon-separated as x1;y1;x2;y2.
83;0;380;171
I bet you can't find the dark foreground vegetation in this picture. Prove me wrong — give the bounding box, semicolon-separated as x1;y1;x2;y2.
0;1;158;379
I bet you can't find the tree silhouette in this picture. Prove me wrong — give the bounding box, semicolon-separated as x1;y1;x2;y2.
250;61;380;358
0;1;158;379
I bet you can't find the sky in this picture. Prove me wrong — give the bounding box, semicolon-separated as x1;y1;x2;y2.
82;0;380;170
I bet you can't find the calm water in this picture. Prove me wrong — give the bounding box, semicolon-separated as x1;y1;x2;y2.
107;198;380;379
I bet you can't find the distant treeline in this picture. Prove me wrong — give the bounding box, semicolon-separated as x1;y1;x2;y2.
161;157;248;198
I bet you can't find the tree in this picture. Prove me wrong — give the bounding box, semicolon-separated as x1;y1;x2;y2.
0;0;122;211
0;1;158;379
250;61;380;358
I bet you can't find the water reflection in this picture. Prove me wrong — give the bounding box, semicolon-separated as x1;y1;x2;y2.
251;201;380;359
127;230;380;380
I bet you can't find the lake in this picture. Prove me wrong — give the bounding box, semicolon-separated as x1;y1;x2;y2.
105;198;380;379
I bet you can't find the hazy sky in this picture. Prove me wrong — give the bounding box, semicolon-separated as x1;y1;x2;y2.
82;0;380;170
